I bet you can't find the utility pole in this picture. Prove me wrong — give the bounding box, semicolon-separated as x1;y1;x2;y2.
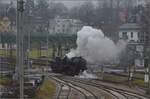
27;13;33;72
16;0;25;99
148;2;150;95
27;18;31;71
46;21;49;68
110;0;113;23
144;1;150;95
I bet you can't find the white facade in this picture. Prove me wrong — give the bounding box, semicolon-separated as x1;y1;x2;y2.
136;0;148;5
0;43;16;49
49;16;83;34
135;59;144;67
135;45;144;67
118;23;144;67
118;23;141;42
119;30;139;42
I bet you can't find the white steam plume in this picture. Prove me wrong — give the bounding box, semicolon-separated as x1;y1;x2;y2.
66;26;126;64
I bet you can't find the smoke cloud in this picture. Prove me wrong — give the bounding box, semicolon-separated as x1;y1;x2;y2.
66;26;126;64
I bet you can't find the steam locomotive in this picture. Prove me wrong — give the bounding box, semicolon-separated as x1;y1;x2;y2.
50;56;87;76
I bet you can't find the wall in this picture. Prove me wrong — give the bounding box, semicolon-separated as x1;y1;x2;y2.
119;30;139;42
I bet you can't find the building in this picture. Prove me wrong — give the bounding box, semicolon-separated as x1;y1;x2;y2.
0;17;16;49
118;23;144;67
136;0;149;5
0;17;16;33
0;1;16;50
119;23;141;42
49;16;84;34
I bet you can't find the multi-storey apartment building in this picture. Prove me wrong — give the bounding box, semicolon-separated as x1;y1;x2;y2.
49;16;84;34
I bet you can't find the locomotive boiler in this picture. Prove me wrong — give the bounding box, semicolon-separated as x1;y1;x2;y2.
50;56;87;76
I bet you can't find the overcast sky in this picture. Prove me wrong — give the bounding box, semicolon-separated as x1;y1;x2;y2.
54;0;99;8
1;0;98;8
1;0;147;8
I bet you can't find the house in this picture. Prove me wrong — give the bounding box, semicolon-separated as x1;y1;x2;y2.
118;23;144;67
0;17;16;33
49;16;83;34
0;17;16;49
119;23;141;42
136;0;148;5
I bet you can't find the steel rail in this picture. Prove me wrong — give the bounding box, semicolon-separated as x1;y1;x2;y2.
48;76;97;99
59;76;149;99
59;76;122;99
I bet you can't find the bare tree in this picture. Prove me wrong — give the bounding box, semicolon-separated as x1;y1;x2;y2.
49;2;68;18
69;6;80;19
78;1;95;26
35;0;49;19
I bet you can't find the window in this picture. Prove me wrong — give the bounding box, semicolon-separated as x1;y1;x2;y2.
140;35;145;43
122;32;127;35
131;32;133;38
2;43;5;48
62;29;65;33
53;27;55;31
57;25;60;27
57;20;60;23
122;32;128;40
57;29;60;33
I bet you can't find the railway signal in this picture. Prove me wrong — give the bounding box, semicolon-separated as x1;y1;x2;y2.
16;0;25;98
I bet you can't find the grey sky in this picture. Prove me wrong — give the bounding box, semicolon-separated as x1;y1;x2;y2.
1;0;98;8
52;0;99;8
0;0;147;8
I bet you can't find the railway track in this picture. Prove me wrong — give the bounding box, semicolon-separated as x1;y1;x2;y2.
57;76;149;99
0;55;148;98
56;84;71;99
89;79;149;99
57;76;125;99
48;75;98;99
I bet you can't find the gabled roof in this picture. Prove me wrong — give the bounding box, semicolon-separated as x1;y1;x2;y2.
119;23;140;30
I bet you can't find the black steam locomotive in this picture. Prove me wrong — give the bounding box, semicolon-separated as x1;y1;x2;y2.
50;56;87;76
